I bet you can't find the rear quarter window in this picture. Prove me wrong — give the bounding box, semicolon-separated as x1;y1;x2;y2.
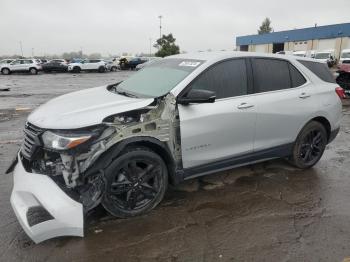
297;60;335;83
289;63;306;87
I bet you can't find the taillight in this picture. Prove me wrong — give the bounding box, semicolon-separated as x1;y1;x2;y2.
335;87;345;99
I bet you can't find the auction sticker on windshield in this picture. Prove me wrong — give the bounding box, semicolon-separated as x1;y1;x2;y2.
179;61;201;67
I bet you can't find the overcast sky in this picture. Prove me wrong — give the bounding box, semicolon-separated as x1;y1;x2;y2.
1;0;350;57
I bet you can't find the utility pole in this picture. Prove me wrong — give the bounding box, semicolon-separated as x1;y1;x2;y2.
31;48;34;57
19;41;23;57
149;38;152;57
158;15;163;40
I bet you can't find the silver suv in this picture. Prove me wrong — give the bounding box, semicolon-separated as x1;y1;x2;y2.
0;59;42;75
7;52;343;243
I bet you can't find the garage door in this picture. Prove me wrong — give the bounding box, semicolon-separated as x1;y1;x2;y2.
255;44;266;53
318;38;336;51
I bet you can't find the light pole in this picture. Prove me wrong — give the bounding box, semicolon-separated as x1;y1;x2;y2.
158;15;162;40
31;48;34;57
19;41;23;57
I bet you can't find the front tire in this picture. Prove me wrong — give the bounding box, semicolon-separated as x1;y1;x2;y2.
102;147;168;218
1;68;11;75
290;121;327;169
98;66;106;73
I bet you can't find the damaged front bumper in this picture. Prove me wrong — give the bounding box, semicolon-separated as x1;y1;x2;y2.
10;154;84;243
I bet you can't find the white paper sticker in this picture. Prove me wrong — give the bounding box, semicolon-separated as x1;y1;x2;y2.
179;61;201;67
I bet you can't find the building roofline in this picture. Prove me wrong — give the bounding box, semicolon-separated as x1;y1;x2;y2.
236;22;350;46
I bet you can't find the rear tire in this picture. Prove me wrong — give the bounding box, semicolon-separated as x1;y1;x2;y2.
102;147;168;218
98;66;105;73
289;121;327;169
110;66;117;72
1;68;10;75
29;68;38;75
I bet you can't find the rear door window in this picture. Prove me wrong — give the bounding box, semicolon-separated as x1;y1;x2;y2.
297;60;335;83
252;58;291;93
189;59;248;99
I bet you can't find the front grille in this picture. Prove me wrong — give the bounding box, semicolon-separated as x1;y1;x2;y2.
21;122;42;160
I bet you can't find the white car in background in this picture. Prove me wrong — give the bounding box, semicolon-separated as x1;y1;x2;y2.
314;50;336;67
0;59;42;75
293;51;306;57
68;59;107;73
0;58;15;65
340;49;350;64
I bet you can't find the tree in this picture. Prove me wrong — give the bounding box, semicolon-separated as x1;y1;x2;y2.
154;33;180;57
258;18;273;35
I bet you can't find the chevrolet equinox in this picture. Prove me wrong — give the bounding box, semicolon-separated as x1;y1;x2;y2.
7;52;343;243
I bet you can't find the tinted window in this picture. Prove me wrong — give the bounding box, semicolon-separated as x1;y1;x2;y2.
289;64;306;87
298;60;335;83
252;59;291;93
189;59;248;99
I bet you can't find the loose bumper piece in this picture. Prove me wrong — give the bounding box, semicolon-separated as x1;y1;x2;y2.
10;154;84;243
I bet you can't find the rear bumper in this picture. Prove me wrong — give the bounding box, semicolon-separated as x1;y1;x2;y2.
11;154;84;243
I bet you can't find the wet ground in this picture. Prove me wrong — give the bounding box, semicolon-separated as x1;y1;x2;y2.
1;72;350;262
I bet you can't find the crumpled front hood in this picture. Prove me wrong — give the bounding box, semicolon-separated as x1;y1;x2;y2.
28;85;154;129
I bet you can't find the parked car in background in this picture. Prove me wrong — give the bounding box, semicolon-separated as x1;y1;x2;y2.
39;59;49;64
293;51;306;57
108;57;120;71
69;58;84;64
135;57;162;70
42;59;68;72
119;57;147;70
339;49;350;64
7;51;343;243
305;50;316;58
68;59;107;73
275;51;293;55
0;59;42;75
336;61;350;97
0;58;15;65
314;50;336;67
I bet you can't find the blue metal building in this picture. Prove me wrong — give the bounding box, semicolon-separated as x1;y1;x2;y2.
236;23;350;57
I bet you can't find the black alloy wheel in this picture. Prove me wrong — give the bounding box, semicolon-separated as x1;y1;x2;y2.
290;121;327;169
102;147;168;218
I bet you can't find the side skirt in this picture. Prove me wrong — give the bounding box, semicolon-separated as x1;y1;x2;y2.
181;143;293;180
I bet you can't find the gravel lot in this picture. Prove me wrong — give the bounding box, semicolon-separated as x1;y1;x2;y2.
1;72;350;262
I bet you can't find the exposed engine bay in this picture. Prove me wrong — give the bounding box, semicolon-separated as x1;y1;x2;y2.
21;92;182;212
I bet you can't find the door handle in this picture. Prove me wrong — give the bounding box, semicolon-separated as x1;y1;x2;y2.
237;102;254;109
299;92;311;99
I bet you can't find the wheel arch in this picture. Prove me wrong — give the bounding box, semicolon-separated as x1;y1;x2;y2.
1;67;11;73
311;116;331;141
84;136;179;185
296;116;331;143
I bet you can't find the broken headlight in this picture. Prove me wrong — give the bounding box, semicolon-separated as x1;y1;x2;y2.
42;131;92;150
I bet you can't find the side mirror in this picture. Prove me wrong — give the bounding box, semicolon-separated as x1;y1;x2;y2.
81;60;85;64
178;89;216;105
